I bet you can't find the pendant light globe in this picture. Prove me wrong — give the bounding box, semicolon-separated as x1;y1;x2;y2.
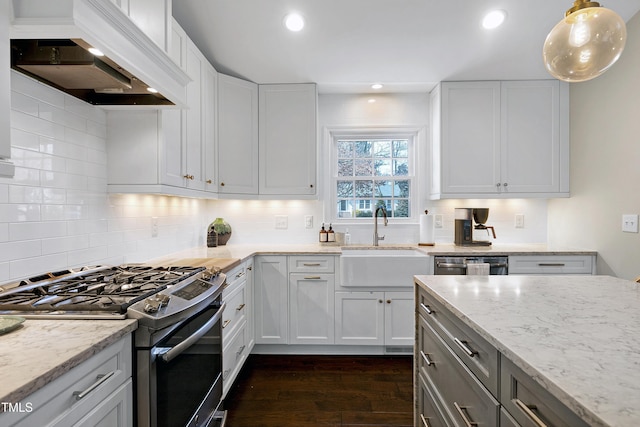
543;4;626;82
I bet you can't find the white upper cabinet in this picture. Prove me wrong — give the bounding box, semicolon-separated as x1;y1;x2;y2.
107;29;217;197
217;74;259;195
259;84;317;197
0;1;14;177
430;80;569;199
115;0;172;52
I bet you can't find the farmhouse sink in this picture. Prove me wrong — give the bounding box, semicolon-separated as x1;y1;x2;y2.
340;247;430;287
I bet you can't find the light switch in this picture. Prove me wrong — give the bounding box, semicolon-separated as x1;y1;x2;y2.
622;214;638;233
275;215;288;229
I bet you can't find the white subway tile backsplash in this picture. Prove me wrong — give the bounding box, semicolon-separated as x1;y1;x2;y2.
9;185;43;204
10;253;67;280
11;128;40;151
0;240;42;262
0;204;41;222
11;91;39;116
11;109;66;140
42;235;89;255
10;221;67;241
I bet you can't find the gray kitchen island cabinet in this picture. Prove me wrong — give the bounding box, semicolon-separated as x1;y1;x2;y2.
415;275;639;427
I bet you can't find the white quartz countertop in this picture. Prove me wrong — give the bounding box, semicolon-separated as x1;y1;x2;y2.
149;243;596;263
414;274;640;427
0;319;137;404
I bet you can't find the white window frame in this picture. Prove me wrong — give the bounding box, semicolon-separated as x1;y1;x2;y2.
323;126;426;224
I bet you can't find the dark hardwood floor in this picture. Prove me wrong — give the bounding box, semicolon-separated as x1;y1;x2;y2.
223;354;414;427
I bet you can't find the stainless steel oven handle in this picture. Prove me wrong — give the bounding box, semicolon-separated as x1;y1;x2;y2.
157;302;227;363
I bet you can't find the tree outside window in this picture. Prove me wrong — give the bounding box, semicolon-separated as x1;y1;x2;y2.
336;139;411;219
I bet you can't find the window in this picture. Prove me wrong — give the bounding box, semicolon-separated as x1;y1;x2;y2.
334;137;413;219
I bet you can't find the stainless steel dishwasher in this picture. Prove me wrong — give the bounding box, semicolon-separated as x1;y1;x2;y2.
434;256;509;275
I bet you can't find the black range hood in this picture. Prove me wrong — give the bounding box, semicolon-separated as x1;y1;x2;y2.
11;39;174;106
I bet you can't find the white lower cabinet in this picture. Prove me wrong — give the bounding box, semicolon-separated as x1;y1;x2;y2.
289;273;335;344
2;336;133;427
222;259;254;397
254;256;289;344
335;291;413;347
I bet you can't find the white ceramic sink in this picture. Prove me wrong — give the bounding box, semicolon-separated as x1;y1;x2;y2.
340;248;430;287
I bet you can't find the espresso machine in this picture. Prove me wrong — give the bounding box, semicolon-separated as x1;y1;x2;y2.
454;208;496;246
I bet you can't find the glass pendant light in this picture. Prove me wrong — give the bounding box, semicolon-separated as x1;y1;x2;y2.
543;0;626;82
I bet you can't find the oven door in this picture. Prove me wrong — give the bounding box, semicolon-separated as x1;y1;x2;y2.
138;301;226;427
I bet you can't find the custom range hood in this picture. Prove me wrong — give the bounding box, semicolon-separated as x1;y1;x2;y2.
11;39;174;106
11;0;190;107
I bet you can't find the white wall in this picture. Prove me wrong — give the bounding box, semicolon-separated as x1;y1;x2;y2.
548;12;640;280
311;92;549;245
0;72;208;283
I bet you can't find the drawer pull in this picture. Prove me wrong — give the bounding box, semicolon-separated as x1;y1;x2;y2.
303;263;321;266
454;337;478;358
236;303;246;311
453;402;477;427
236;345;246;357
537;263;565;267
420;414;432;427
223;319;231;328
420;350;434;366
420;303;433;315
235;271;245;279
73;371;115;400
304;276;322;280
513;399;548;427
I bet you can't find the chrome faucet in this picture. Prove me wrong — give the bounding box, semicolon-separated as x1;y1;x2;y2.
373;206;388;246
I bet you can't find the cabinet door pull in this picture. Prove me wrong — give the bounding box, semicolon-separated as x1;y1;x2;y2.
236;303;246;311
420;303;433;315
236;345;246;357
513;398;548;427
73;371;115;400
420;414;432;427
304;276;322;280
454;337;478;358
453;402;476;427
223;319;231;328
420;350;434;366
537;263;565;267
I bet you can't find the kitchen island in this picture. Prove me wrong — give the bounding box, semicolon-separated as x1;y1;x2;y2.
414;274;640;427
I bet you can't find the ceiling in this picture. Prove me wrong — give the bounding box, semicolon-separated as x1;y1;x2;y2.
173;1;640;94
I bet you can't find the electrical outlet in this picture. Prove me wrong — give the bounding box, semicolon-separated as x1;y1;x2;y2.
275;215;289;229
434;214;443;228
515;214;525;228
622;214;639;233
304;215;313;229
151;217;158;237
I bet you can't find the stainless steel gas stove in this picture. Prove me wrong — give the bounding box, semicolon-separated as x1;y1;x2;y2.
0;264;228;427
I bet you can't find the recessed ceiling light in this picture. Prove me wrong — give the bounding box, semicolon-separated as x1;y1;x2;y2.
482;10;506;29
88;47;104;56
368;98;376;103
371;83;383;90
284;13;305;32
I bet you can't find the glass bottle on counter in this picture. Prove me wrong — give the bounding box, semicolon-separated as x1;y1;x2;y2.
327;224;335;242
319;223;328;242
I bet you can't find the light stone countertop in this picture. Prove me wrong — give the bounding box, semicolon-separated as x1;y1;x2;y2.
150;242;596;263
414;274;640;427
0;319;137;405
